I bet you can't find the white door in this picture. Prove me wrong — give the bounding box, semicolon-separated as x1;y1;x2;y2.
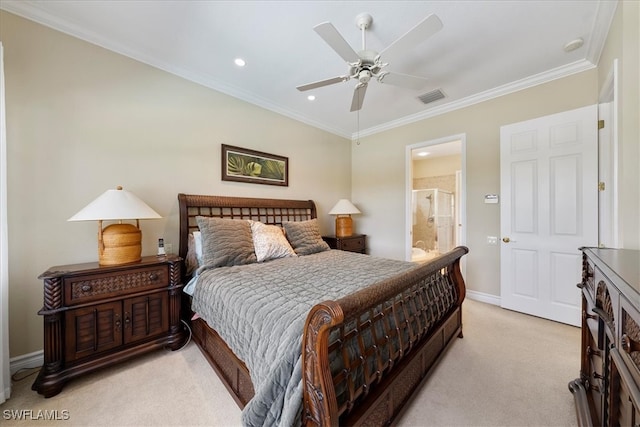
500;105;598;326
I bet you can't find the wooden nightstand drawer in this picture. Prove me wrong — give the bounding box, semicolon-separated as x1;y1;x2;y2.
340;236;365;252
322;234;367;254
65;265;169;306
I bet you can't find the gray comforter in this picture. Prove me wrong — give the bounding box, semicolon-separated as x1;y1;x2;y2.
191;249;417;427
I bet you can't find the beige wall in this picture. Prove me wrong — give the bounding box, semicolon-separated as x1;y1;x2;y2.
1;12;351;357
413;154;461;178
352;70;599;297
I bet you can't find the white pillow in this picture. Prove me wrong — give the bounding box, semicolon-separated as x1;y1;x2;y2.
250;221;297;262
193;231;203;265
185;231;204;276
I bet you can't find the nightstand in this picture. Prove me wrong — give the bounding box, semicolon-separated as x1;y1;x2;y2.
32;255;185;398
323;234;367;254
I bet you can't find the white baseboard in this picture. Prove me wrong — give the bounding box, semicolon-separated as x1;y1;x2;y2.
10;350;43;375
466;289;501;306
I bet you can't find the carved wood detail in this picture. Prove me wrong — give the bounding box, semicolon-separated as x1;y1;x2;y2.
302;301;343;427
70;267;167;300
43;277;63;311
596;280;615;330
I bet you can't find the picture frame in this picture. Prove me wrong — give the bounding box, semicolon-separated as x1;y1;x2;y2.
221;144;289;187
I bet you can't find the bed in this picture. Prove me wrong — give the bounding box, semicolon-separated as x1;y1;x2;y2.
178;193;468;426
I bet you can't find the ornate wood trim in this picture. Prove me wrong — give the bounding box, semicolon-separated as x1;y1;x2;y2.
302;301;343;427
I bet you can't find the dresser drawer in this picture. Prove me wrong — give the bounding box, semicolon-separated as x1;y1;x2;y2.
64;264;169;306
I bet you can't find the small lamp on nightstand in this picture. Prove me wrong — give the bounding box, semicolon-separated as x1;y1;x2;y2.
68;186;161;266
329;199;361;237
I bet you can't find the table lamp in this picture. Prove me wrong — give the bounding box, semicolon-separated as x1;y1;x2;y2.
328;199;361;237
68;186;161;265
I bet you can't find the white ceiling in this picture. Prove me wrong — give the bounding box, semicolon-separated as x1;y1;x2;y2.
1;1;618;139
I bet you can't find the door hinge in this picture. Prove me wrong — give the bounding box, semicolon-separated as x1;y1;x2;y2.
598;119;605;129
599;182;606;191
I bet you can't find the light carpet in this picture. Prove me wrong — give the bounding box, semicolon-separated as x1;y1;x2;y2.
1;299;580;426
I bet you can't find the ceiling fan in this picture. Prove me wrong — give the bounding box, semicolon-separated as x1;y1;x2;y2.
296;12;443;112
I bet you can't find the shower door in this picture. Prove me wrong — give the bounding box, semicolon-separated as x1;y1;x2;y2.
412;189;454;255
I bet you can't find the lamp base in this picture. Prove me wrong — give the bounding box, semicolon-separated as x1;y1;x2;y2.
335;216;353;237
99;223;142;265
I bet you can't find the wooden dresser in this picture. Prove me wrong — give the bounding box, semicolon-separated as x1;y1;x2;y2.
569;248;640;426
32;255;185;397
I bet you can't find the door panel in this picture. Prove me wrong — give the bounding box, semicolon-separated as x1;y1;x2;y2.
500;105;598;326
124;293;168;344
65;301;122;361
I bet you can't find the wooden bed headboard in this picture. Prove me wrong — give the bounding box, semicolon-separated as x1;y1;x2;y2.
177;193;317;262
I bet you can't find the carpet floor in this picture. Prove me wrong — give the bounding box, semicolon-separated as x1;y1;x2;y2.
1;299;580;426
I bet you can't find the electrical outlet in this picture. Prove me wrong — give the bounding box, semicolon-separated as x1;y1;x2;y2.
487;236;498;245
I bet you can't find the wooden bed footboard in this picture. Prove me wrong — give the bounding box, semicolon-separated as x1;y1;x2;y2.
302;246;468;426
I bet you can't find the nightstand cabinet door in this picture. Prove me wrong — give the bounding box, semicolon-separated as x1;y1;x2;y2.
124;292;169;344
65;301;123;362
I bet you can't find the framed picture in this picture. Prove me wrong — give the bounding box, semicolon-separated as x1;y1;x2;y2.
221;144;289;187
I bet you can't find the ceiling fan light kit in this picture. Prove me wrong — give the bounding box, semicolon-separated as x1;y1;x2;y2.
297;12;443;112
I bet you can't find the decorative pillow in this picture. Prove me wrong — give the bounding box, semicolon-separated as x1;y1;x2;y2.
184;231;204;275
250;221;297;262
185;233;199;275
193;231;202;264
196;217;257;268
282;219;330;256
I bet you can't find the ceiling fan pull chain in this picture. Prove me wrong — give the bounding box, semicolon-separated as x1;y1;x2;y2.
356;109;361;145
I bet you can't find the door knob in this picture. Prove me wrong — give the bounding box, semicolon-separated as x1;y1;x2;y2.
502;237;510;243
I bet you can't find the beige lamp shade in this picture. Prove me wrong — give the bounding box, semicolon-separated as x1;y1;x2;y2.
329;199;361;237
69;186;161;265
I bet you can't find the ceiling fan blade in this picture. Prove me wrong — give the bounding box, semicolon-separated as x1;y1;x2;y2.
380;14;443;61
296;76;347;91
379;71;429;90
350;83;368;112
314;22;360;63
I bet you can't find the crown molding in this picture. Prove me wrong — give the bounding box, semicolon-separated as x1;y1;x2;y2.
585;0;619;65
0;1;353;139
1;0;616;142
354;59;596;139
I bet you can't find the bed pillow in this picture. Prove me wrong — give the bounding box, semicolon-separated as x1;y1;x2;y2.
185;233;198;275
250;221;297;262
185;231;204;275
282;219;330;256
196;217;257;267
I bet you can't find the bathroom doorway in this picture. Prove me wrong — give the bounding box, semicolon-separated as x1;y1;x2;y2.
405;135;465;263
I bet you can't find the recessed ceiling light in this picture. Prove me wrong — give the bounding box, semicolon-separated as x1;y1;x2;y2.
563;38;584;53
418;151;430;157
307;95;316;101
234;58;246;67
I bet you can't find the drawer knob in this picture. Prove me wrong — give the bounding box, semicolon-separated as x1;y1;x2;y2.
149;273;158;281
81;284;92;292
